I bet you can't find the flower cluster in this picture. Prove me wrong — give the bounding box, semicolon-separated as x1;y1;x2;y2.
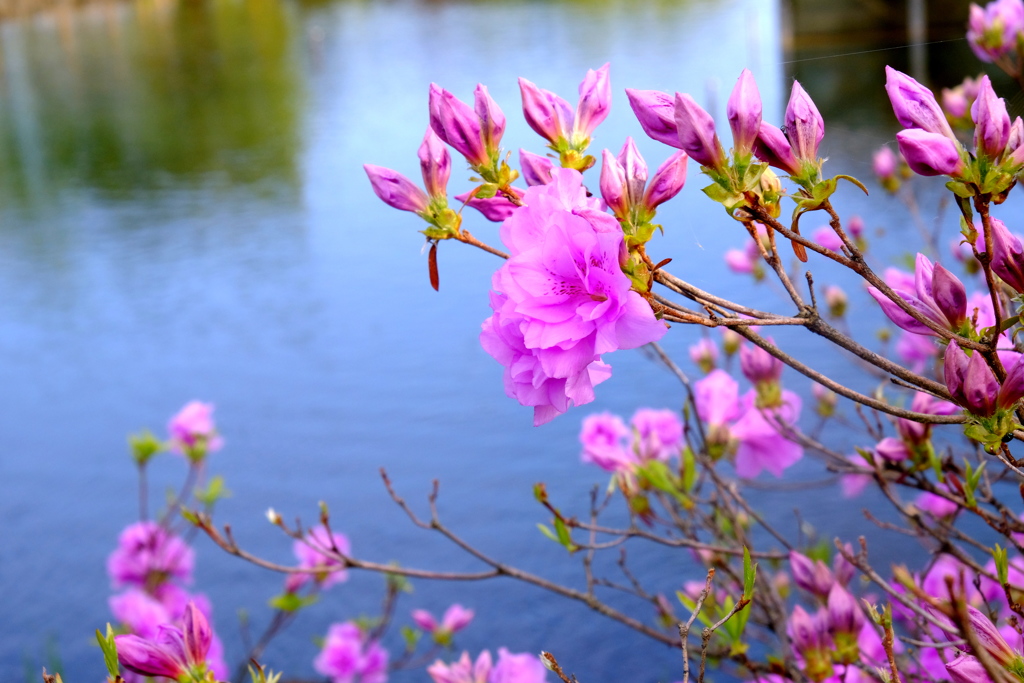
284;524;352;593
315;622;389;683
480;168;666;425
579;408;684;475
428;649;548;683
115;602;218;683
168;401;223;461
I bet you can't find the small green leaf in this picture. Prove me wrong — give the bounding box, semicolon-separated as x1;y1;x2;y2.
995;544;1009;584
97;624;120;678
474;183;498;200
834;174;869;195
742;547;757;599
268;592;318;613
537;524;559;543
401;625;421;651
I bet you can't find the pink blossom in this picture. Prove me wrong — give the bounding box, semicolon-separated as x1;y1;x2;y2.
922;555;985;605
413;604;475;635
630;408;683;461
579;412;633;472
916;485;959;518
481;169;665;424
725;248;756;274
455;188;524;222
689;338;719;373
110;589;172;639
288;525;351;592
115;602;212;680
840;454;872;499
812;226;844;251
490;649;548;683
895;329;938;372
731;389;803;478
108;521;194;589
429;652;493;683
315;622;390;683
694;370;742;427
167;401;223;456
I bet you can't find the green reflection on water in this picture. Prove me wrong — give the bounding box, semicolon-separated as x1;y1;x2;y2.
0;0;303;204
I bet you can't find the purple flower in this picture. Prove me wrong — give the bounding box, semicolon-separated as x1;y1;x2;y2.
643;152;688;210
731;389;803;478
896;329;939;371
579;412;634;472
631;408;683;461
725;248;757;274
916;484;959;518
412;604;474;636
827;584;865;637
673;93;726;169
110;588;172;639
167;401;223;456
942;343;1024;417
600;139;687;221
972;75;1012;158
482;169;666;424
519;150;555;187
429;652;493;683
868;253;967;336
519;64;610;148
787;605;830;654
490;649;548;683
288;525;351;592
812;226;844;252
364;165;430;214
896;128;966;177
790;551;836;598
694;370;742;428
896;392;958;445
967;0;1024;63
727;69;762;156
783;81;824;162
108;521;194;589
315;622;389;683
885;66;957;140
115;602;212;680
625;89;681;149
875;436;911;462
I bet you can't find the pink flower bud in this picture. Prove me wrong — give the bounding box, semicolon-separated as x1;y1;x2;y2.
364;165;430;213
944;87;971;119
896;128;965;177
574;63;611;141
617;137;648;208
626;89;681;149
739;340;782;384
599;149;629;218
474;84;506;153
990;218;1024;293
876;437;911;462
429;84;488;167
182;602;213;668
826;584;865;636
966;605;1017;665
784;81;824;162
824;285;847;317
440;604;475;633
1006;116;1024;163
967;0;1024;63
689;338;718;373
945;654;993;683
455;188;523;222
412;609;439;632
753;122;801;176
945;342;971;404
949;346;1001;417
790;551;835;598
674;93;726;169
873;146;898;180
998;353;1024;410
932;262;968;328
519;149;554;186
832;544;856;586
727;69;762;156
115;633;187;679
971;75;1011;158
418;127;451;199
885;66;957;140
643;152;688;212
518;77;573;145
788;605;829;652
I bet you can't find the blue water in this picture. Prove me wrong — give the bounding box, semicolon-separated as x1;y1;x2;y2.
0;0;1011;681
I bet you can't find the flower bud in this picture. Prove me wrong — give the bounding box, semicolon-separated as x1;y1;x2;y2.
827;585;864;664
673;93;726;170
812;383;837;417
873;146;898;180
966;605;1017;665
971;75;1011;159
573;63;611;143
998;353;1024;410
689;338;718;374
784;81;824;162
945;654;991;683
727;69;762;156
824;285;847;317
739;341;783;385
990;218;1024;293
753;122;801;176
790;551;835;598
599;149;629;219
474;84;506;154
967;0;1024;63
519;149;554;186
876;437;911;462
626;89;681;149
932;262;968;328
519;77;573;145
885;66;957;140
832;543;856;586
418;127;451;199
455;189;521;222
950;346;1001;417
429;84;489;168
364;165;430;213
721;328;742;357
896;128;965;177
618;137;648;208
1005;116;1024;166
643;152;688;212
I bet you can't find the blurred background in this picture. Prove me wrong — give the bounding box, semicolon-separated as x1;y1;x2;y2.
0;0;1014;681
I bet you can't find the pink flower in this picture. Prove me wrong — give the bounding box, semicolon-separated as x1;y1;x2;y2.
490;649;548;683
731;389;803;478
412;604;475;635
167;401;223;456
287;525;351;592
967;0;1024;63
108;521;194;589
315;622;389;683
110;589;172;639
840;454;872;499
631;408;683;461
455;188;524;222
481;169;666;424
429;652;493;683
689;338;718;373
812;226;844;251
115;602;212;680
519;64;611;149
868;253;967;336
895;330;938;372
579;412;633;472
916;485;959;518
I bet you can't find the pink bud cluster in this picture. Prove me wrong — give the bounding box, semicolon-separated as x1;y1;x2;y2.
519;64;611;151
599;137;687;226
579;408;684;474
428;649;548;683
315;622;390;683
168;400;223;459
285;524;352;593
967;0;1024;63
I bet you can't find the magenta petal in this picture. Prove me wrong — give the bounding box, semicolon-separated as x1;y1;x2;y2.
971;74;1011;158
783;81;824;161
673;92;725;169
885;66;957;140
182;602;212;666
867;286;936;336
931;263;967;327
626;88;681;148
574;63;612;140
965;350;1000;416
364;165;429;213
115;634;186;678
896;128;964;177
753;122;801;175
727;69;762;155
643;152;688;211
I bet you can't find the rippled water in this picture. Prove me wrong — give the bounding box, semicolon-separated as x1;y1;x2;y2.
0;0;1008;680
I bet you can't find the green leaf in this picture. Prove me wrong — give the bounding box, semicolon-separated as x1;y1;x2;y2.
537;524;559;543
681;447;697;493
195;475;231;507
834;174;869;195
401;625;421;652
742;547;757;599
995;544;1009;584
268;592;318;613
474;183;498;200
946;180;976;199
97;624;120;678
